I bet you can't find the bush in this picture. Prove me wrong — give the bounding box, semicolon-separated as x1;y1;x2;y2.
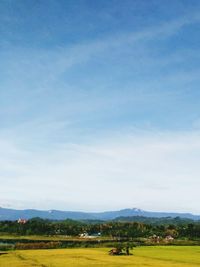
0;244;14;251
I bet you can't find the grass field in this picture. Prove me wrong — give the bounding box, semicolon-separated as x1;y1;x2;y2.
0;234;113;242
1;246;200;267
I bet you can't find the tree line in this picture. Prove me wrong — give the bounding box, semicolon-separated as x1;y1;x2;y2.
0;217;200;239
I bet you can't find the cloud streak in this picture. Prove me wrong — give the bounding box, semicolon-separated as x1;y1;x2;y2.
2;11;200;87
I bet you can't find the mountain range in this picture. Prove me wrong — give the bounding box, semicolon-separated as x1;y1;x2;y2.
0;207;200;221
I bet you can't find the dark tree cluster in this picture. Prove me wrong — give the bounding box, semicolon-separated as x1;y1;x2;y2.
0;217;200;239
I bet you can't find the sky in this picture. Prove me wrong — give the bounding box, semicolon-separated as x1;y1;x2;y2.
1;0;200;214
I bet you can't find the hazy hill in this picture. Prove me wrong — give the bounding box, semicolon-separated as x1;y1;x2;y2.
0;207;200;221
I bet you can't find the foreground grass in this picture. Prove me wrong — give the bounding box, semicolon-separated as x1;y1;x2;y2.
0;234;83;241
1;246;200;267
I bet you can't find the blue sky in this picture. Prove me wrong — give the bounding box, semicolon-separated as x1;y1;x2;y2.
1;0;200;213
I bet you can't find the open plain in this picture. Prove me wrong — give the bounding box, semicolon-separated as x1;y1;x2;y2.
1;246;200;267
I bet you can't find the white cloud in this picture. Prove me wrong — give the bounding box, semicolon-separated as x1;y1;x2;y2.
1;130;200;213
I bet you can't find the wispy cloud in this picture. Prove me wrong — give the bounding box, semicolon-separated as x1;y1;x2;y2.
1;3;200;212
2;11;200;88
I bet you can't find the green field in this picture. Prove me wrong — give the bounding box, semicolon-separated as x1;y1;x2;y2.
1;246;200;267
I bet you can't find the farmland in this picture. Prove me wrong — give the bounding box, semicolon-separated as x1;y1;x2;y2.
1;246;200;267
